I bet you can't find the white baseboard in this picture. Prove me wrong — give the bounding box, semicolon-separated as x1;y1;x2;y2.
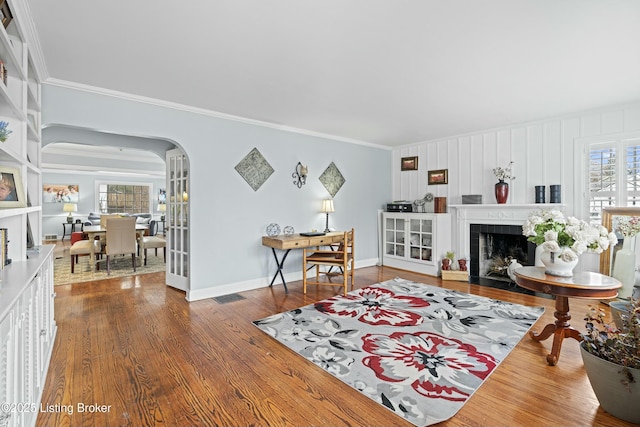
186;257;379;301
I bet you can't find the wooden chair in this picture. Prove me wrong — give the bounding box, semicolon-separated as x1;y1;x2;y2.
303;228;354;295
140;220;166;265
103;216;137;275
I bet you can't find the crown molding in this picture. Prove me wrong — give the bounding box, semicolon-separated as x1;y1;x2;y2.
43;78;392;151
42;163;164;178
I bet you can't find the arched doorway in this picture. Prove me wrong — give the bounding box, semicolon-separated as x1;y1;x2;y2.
41;124;190;292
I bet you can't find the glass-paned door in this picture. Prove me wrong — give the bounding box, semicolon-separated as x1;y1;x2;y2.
409;218;433;262
166;148;189;291
385;215;405;257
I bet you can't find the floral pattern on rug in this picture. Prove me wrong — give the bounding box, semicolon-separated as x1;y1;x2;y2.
253;278;544;426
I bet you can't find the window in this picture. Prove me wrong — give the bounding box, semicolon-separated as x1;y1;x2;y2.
588;137;640;222
97;183;151;214
589;146;616;219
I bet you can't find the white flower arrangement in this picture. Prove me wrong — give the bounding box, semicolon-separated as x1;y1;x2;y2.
616;216;640;237
493;161;515;181
522;209;618;262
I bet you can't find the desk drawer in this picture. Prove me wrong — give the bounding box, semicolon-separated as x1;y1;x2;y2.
309;236;341;246
280;238;310;249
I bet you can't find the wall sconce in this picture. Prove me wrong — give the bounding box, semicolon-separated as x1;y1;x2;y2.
292;162;308;188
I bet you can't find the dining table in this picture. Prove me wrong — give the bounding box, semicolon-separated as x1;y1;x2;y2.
83;224;149;271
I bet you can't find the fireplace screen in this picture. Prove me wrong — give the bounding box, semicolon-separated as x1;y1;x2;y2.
470;224;535;283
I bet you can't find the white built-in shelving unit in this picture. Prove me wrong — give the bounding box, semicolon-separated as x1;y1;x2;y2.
0;1;55;426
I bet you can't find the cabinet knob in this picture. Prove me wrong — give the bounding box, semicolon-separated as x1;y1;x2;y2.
40;329;47;336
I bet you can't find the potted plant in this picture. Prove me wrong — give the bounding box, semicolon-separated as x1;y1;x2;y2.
442;251;454;271
581;298;640;423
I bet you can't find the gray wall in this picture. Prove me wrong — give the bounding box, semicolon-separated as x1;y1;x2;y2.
42;84;392;299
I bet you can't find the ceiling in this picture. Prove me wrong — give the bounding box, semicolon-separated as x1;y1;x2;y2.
25;0;640;148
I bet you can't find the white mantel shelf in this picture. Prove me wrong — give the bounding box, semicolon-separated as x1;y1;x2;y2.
449;204;566;209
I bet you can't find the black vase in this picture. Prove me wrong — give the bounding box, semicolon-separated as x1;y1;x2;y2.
550;185;561;203
535;186;545;203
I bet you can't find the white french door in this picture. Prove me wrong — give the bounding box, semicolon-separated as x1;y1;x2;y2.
165;148;189;291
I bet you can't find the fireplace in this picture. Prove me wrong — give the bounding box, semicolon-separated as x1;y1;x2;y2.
450;203;564;296
470;223;537;294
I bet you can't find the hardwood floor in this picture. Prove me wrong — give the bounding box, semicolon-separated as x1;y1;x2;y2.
37;255;636;426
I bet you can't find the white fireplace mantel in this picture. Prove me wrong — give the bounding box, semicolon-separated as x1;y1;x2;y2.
449;204;566;258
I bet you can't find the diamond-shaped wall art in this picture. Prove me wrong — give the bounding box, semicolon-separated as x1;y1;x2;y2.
235;147;275;192
319;161;345;197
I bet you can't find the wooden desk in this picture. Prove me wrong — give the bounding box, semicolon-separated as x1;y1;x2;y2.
84;224;149;271
262;232;344;292
514;266;621;366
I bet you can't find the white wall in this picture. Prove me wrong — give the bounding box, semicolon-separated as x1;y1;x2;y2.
393;102;640;217
42;84;392;299
392;101;640;273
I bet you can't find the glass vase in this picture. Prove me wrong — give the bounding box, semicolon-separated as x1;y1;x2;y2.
612;237;636;299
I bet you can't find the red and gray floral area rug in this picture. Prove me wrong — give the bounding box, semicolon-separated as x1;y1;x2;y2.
253;278;544;426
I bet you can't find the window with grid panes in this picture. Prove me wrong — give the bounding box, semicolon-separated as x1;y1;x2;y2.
588;138;640;223
98;183;151;214
589;146;616;222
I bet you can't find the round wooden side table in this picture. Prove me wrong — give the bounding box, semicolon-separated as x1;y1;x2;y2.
513;266;621;366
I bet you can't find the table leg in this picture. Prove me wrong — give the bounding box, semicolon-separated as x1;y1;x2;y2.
88;233;96;272
269;248;290;293
529;295;582;366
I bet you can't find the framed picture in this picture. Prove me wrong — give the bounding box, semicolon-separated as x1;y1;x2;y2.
0;166;26;208
43;184;79;203
401;156;418;171
0;0;12;29
428;169;448;185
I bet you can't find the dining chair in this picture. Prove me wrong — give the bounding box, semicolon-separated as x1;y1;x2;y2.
303;228;355;295
140;220;166;265
69;239;103;273
104;216;137;275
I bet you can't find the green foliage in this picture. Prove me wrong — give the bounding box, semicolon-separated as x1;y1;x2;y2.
445;251;455;260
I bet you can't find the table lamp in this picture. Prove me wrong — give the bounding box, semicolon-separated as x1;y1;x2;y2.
63;203;77;223
321;199;334;232
158;203;166;221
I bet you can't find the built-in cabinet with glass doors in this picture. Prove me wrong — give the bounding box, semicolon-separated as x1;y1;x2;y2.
382;212;451;276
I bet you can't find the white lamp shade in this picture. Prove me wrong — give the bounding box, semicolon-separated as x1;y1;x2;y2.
157;204;167;212
63;203;77;213
321;199;335;213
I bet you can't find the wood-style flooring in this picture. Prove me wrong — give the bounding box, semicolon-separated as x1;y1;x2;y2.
37;247;636;426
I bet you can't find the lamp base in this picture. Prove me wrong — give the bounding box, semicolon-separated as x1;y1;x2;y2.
324;213;330;233
66;216;73;223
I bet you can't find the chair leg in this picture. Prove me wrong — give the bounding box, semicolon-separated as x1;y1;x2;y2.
107;255;111;275
132;254;136;272
70;255;75;273
163;247;166;262
144;248;148;266
303;259;307;294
